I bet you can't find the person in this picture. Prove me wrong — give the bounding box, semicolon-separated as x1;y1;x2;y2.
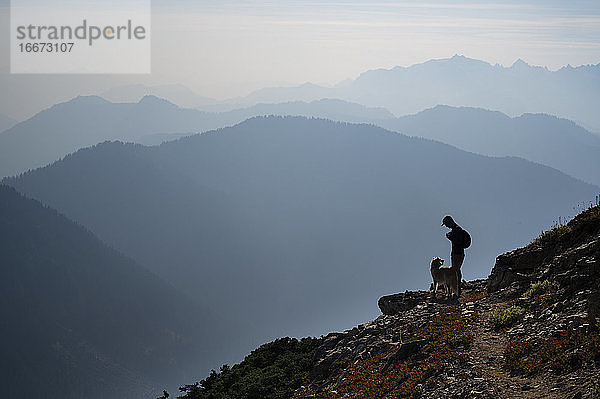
441;215;471;296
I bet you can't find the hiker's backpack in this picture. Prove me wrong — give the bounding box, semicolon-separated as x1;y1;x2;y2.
461;229;471;249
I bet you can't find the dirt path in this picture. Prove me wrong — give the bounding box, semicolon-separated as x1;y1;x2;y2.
465;297;578;399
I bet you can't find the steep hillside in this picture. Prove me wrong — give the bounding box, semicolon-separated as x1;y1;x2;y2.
379;105;600;186
0;185;223;399
177;200;600;399
5;116;597;372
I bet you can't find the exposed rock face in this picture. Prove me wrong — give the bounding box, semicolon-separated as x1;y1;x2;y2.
488;207;600;293
487;248;544;293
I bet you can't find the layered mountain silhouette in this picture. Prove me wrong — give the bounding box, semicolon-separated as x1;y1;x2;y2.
5;116;598;368
0;185;225;398
4;91;600;191
2;55;599;133
0;96;396;178
238;55;600;132
379;105;600;186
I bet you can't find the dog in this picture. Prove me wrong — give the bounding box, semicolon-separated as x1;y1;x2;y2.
430;257;458;299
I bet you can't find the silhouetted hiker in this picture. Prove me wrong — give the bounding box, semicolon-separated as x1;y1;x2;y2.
442;215;471;296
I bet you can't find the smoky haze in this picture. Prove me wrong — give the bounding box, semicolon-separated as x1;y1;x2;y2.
2;1;600;397
4;116;598;391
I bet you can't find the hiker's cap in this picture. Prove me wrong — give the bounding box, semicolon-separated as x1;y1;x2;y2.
442;215;455;227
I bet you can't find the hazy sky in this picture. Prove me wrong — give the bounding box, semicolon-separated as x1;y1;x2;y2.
0;0;599;119
150;0;600;92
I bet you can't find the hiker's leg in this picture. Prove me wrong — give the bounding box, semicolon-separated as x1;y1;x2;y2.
451;253;465;296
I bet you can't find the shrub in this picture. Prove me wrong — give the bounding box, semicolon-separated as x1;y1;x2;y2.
504;331;600;375
533;223;569;248
179;337;323;399
489;306;525;330
524;280;553;298
504;340;535;374
464;291;487;303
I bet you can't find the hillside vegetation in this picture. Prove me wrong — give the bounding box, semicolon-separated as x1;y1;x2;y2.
178;337;323;399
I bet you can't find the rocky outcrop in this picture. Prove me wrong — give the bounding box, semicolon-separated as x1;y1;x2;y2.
378;290;449;315
487;247;545;293
378;280;484;315
309;289;458;390
488;207;600;293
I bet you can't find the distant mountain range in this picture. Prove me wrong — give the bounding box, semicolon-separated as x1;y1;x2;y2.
379;105;600;187
0;96;395;177
2;93;600;190
237;55;600;132
0;185;226;398
5;116;597;370
1;55;599;131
